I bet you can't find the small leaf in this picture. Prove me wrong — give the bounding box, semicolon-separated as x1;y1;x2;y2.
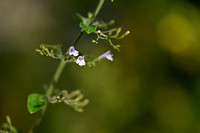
27;93;47;114
74;13;89;25
80;22;97;34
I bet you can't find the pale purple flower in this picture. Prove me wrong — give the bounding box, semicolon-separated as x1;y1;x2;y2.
76;56;86;66
99;50;113;61
67;46;79;57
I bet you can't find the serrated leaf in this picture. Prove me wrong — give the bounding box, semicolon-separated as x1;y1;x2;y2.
27;93;47;114
80;22;97;34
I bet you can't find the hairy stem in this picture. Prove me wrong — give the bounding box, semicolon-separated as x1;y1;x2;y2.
29;0;105;132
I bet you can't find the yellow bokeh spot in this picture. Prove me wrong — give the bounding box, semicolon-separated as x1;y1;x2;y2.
156;13;196;54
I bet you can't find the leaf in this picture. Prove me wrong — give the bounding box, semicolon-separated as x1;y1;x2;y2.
74;13;89;25
80;22;97;34
27;93;47;114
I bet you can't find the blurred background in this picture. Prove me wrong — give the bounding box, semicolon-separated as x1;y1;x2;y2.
1;0;200;132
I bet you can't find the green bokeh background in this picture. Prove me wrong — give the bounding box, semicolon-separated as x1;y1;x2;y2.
1;0;200;132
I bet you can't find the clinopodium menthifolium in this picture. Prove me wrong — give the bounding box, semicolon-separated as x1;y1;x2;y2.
0;0;130;132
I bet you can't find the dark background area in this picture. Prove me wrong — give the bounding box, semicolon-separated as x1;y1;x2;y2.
1;0;200;132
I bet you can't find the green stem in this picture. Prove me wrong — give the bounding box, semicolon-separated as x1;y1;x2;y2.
29;0;105;132
89;0;105;25
46;60;67;97
73;31;85;47
74;0;105;47
28;60;72;133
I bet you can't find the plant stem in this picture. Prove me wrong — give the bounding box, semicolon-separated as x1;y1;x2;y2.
28;60;72;133
73;31;85;47
46;60;67;97
29;0;105;132
89;0;105;24
74;0;105;47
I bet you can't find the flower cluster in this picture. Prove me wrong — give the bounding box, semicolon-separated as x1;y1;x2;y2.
67;46;85;66
67;46;113;67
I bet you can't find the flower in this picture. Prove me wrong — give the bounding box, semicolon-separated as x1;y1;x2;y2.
67;46;79;57
99;50;113;61
76;56;86;66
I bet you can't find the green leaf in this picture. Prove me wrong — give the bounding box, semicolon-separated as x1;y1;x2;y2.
27;93;47;114
80;22;97;34
74;13;89;25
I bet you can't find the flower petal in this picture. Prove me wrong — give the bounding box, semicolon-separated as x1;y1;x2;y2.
68;46;79;57
76;56;86;66
99;50;113;61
